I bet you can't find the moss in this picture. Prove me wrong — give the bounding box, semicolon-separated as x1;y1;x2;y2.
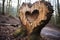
13;27;27;38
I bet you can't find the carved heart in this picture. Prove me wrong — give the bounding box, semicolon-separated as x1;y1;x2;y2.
19;1;53;34
25;10;39;23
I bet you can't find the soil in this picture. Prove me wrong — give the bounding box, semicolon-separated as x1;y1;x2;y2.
41;24;60;40
0;15;22;40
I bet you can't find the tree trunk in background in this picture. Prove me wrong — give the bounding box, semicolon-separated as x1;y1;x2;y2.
17;0;19;17
8;0;11;14
6;0;8;14
2;0;5;15
57;0;59;14
42;0;45;1
56;0;60;26
6;0;11;15
57;0;60;16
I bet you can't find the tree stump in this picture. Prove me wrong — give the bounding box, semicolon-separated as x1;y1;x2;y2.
14;1;54;40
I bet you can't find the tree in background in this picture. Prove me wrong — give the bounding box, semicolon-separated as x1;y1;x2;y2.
17;0;19;17
2;0;5;15
42;0;45;1
57;0;59;14
6;0;11;15
56;0;60;26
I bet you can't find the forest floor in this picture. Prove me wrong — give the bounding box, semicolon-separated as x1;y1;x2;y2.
0;15;60;40
0;15;22;40
41;24;60;40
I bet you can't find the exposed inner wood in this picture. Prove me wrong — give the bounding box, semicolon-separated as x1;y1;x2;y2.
25;9;39;23
19;1;53;34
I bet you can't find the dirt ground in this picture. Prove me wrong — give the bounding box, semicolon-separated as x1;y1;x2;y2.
0;15;22;40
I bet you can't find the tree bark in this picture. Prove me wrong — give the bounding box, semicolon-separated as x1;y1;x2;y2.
13;1;53;40
2;0;5;15
17;0;20;17
57;0;60;15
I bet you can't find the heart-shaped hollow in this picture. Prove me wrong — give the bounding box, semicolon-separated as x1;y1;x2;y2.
25;9;39;23
19;1;53;34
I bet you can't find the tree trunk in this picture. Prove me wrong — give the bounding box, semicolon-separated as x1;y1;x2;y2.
17;0;19;17
2;0;5;15
57;0;60;15
6;0;11;15
42;0;45;1
13;1;53;40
